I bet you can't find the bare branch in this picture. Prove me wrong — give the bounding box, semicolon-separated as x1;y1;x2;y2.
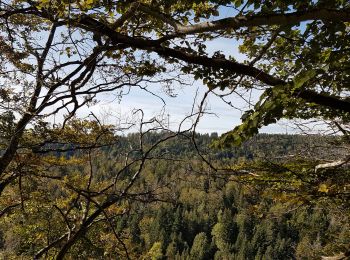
0;202;20;218
321;250;350;260
315;155;350;172
34;232;69;259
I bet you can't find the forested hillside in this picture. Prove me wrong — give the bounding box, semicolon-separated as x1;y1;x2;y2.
1;0;350;259
1;133;348;259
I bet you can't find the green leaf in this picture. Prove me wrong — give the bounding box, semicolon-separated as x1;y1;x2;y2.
292;69;317;90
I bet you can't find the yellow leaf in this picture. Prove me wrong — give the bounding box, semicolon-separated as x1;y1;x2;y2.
318;184;329;193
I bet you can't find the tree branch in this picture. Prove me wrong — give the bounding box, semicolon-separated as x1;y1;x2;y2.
162;8;350;35
0;203;20;218
321;249;350;260
74;15;350;113
315;155;350;172
34;232;69;259
111;2;140;29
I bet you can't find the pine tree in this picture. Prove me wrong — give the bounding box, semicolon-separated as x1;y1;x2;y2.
190;232;210;260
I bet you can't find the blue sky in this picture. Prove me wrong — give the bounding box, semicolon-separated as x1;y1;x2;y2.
66;7;318;135
76;37;295;135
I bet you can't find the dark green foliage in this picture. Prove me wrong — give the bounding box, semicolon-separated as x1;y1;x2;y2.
1;132;348;259
90;133;348;259
106;133;348;259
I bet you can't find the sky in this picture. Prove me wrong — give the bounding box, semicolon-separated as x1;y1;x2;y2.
42;5;326;136
77;37;295;135
0;3;335;138
87;83;293;135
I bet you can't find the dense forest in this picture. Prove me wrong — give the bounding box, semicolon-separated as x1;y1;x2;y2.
1;132;349;259
1;0;350;259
